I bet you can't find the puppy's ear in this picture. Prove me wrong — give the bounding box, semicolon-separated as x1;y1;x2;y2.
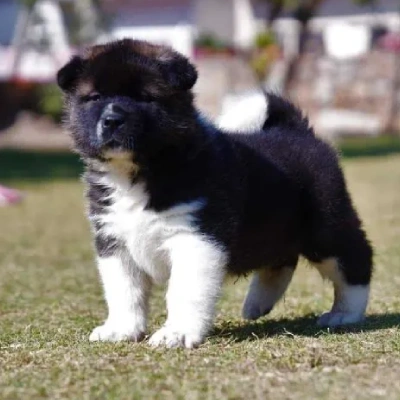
160;55;198;91
57;56;86;92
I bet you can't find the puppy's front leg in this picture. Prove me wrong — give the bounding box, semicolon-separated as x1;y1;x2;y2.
90;249;152;342
149;233;227;348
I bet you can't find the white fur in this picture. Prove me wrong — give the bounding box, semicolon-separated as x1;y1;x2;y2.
89;253;151;342
149;233;227;348
217;91;268;133
94;172;204;284
242;266;295;320
313;257;369;326
90;169;227;347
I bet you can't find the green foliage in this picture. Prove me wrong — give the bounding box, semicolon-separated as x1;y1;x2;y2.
254;30;276;49
0;150;82;182
36;84;63;123
338;135;400;158
19;0;37;8
195;33;229;50
251;30;279;80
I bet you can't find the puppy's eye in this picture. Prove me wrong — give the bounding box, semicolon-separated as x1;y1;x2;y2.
81;92;101;103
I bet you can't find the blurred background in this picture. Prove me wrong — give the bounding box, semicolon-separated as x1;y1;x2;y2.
1;0;400;200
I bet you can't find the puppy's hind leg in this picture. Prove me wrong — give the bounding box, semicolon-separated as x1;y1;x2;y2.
313;258;371;327
310;231;373;327
242;262;297;320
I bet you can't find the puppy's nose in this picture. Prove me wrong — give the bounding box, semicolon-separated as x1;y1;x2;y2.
101;105;126;132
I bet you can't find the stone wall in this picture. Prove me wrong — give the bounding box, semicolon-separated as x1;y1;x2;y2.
287;50;400;135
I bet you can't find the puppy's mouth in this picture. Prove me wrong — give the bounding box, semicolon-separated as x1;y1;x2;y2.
100;138;126;152
96;134;135;160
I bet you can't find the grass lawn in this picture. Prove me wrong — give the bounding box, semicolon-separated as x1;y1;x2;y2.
1;150;400;399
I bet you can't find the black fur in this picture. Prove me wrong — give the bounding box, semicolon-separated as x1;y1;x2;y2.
85;170;123;258
58;39;373;287
57;56;86;92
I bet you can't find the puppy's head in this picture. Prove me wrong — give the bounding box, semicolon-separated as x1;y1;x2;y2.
57;39;198;167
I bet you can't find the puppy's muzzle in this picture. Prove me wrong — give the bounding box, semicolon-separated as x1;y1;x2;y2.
98;104;127;145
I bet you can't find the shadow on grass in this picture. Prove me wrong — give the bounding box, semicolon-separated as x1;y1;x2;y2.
338;135;400;158
0;149;83;182
214;313;400;341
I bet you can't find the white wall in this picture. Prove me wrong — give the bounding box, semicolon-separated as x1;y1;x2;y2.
233;0;257;49
194;0;235;45
107;25;193;57
105;3;194;56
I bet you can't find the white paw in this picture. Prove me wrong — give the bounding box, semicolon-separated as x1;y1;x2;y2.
317;312;365;327
89;322;145;342
148;326;204;349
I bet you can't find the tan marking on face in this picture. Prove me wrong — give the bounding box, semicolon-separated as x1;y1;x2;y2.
76;80;94;97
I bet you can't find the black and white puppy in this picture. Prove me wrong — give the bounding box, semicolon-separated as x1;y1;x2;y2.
57;39;373;348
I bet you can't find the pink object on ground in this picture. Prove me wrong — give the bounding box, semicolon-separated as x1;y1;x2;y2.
0;185;23;206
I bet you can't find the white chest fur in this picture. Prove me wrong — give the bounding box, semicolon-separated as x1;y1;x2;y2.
95;173;204;284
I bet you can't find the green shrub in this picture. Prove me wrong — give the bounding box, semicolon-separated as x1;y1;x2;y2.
337;135;400;158
254;31;276;49
36;84;63;123
195;33;228;50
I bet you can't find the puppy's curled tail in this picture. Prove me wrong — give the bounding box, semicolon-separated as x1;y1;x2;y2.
217;90;313;135
262;91;313;135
